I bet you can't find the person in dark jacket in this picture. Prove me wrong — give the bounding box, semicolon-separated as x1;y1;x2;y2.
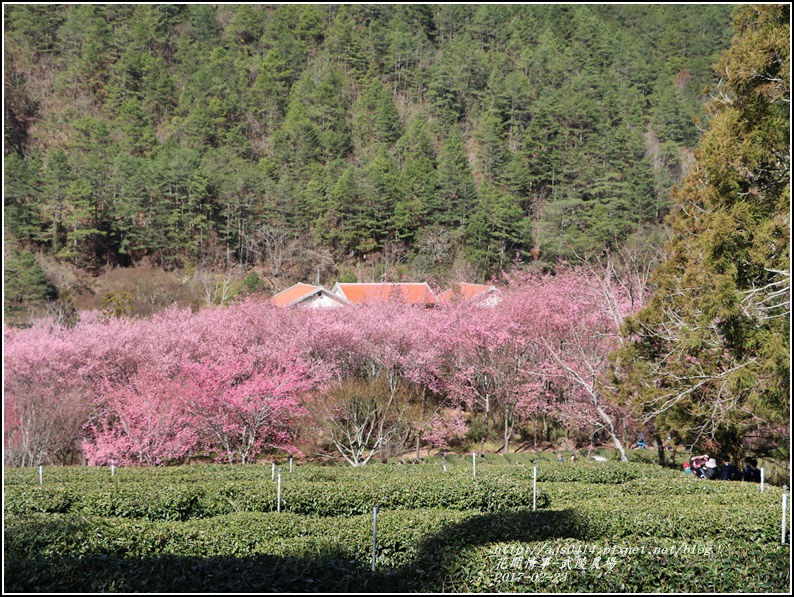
720;456;742;481
703;458;721;480
743;457;761;482
690;454;709;479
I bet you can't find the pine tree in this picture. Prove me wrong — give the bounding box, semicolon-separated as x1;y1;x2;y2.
395;117;438;240
4;152;43;242
118;98;157;156
4;247;56;323
2;3;739;297
436;128;477;228
474;108;508;183
353;80;403;152
466;183;529;279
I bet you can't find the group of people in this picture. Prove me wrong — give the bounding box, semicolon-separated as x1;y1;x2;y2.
684;455;761;482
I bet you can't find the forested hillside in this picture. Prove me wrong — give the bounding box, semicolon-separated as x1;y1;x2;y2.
5;4;734;320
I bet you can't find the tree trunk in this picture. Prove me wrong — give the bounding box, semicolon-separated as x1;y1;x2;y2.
596;404;628;462
503;410;512;454
533;416;538;451
478;395;490;457
655;432;665;466
415;431;421;461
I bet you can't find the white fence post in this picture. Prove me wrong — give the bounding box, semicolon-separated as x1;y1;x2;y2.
290;457;293;473
39;465;43;485
533;465;537;511
271;462;275;481
111;459;115;477
473;452;476;478
372;506;378;572
782;486;788;545
277;470;282;513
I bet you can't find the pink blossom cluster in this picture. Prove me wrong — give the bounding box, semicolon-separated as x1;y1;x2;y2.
4;266;642;466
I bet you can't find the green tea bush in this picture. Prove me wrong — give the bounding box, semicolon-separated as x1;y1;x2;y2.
3;460;678;485
4;474;549;520
542;477;778;506
415;538;790;593
531;462;680;484
6;501;788;593
4;510;466;565
5;463;787;592
6;491;783;563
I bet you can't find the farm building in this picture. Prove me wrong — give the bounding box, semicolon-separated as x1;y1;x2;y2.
330;282;439;306
270;283;349;308
271;281;499;308
437;283;501;307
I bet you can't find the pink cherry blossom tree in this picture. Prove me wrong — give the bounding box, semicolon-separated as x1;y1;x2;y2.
425;407;468;449
4;324;92;466
301;303;441;465
4;254;649;467
512;265;642;461
180;355;314;464
439;297;541;455
82;368;197;466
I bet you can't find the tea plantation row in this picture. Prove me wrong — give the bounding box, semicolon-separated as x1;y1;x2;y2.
4;462;790;592
5;475;549;520
4;459;677;485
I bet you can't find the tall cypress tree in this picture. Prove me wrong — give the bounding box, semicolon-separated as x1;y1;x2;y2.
617;5;789;457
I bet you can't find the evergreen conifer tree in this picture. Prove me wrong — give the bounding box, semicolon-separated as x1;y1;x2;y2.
617;5;789;456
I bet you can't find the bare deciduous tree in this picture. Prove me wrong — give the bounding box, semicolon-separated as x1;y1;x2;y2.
307;377;411;466
245;224;300;282
193;268;240;306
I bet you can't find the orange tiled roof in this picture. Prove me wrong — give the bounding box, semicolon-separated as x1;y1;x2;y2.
437;289;453;303
271;283;321;307
438;283;496;303
333;283;438;305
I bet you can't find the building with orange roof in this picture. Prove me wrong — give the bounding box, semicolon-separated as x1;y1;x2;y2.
437;283;501;307
330;282;438;306
271;283;349;308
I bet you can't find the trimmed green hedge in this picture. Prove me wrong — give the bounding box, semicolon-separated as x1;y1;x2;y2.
6;539;788;593
419;458;681;483
4;459;682;485
4;475;549;520
543;476;780;505
6;504;789;592
5;463;788;592
6;494;784;562
523;462;680;484
418;538;790;593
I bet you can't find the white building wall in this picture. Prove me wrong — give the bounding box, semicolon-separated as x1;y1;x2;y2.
307;293;345;308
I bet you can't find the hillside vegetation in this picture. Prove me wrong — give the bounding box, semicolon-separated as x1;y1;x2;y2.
4;5;734;320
